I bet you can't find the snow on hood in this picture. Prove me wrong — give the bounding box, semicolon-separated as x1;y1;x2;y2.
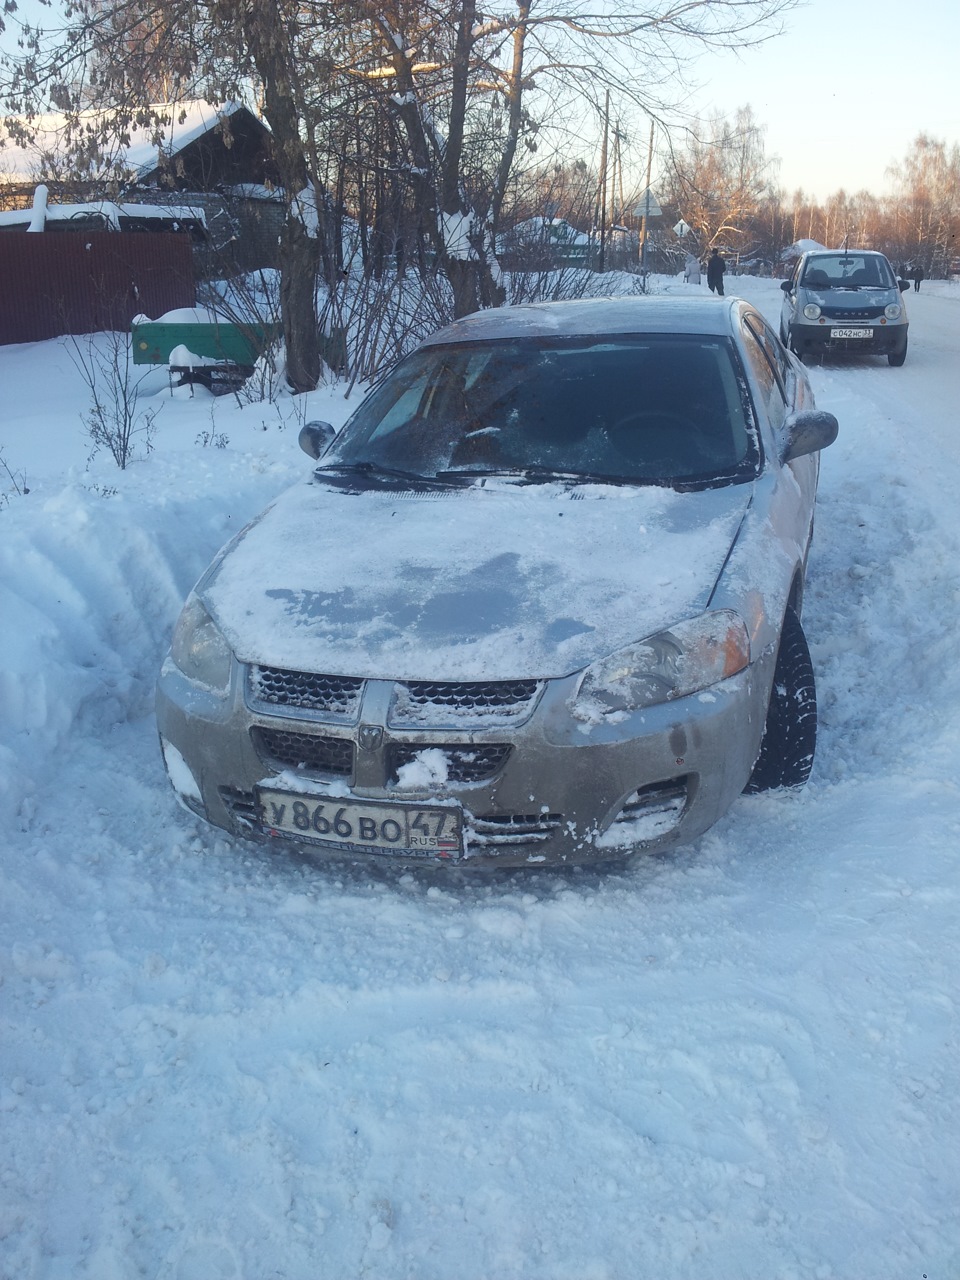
202;478;752;681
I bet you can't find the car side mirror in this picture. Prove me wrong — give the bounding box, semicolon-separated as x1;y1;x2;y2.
782;409;839;463
780;279;793;292
898;279;909;293
299;421;337;459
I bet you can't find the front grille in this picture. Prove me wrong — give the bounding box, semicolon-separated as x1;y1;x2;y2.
388;743;512;785
822;306;884;321
248;665;363;718
252;727;353;777
391;679;541;726
466;812;564;850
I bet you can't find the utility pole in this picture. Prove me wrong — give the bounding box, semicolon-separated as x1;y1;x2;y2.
639;118;655;290
597;90;610;273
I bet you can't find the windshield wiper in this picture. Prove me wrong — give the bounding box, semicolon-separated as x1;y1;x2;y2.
314;461;461;489
439;465;644;487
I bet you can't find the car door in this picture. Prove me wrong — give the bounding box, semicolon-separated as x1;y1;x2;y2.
740;312;818;566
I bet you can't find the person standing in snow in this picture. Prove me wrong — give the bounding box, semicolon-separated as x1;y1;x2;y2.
913;264;925;292
683;252;701;284
707;248;725;295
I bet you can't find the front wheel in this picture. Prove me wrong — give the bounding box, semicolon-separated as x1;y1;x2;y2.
744;606;817;793
888;337;908;367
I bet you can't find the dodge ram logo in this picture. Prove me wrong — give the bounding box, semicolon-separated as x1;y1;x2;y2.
358;725;383;751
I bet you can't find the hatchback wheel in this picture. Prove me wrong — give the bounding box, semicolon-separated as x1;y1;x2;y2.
744;606;817;793
888;337;907;367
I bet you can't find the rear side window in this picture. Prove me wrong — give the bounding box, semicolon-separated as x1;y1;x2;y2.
741;318;787;431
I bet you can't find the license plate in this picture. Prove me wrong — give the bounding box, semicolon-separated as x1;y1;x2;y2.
256;786;463;860
831;327;873;339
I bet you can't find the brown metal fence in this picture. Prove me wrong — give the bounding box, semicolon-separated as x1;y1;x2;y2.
0;232;196;346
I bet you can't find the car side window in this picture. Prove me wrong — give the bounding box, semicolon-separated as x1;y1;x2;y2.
750;314;794;396
740;320;787;431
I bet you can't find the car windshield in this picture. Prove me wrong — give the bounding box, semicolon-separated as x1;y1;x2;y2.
324;335;759;488
801;255;895;289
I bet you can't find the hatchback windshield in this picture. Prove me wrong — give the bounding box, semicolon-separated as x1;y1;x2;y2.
801;254;896;289
326;335;759;486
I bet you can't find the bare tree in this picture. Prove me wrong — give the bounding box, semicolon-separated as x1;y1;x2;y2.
663;105;775;256
886;134;960;275
336;1;797;315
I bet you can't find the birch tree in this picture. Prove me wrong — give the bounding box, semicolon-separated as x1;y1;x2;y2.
887;134;960;275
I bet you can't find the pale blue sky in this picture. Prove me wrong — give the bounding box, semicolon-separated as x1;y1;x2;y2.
685;0;960;199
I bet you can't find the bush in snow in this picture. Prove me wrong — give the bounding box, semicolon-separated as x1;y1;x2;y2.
68;330;161;470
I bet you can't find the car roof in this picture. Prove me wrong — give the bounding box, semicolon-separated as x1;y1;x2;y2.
420;295;745;346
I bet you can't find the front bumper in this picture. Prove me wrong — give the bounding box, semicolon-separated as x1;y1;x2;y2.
789;319;907;357
156;650;776;869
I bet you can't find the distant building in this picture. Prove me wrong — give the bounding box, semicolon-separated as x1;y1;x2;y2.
0;102;281;274
497;217;595;269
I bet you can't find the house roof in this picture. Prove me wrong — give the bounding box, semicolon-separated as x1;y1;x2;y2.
0;198;207;231
0;101;270;186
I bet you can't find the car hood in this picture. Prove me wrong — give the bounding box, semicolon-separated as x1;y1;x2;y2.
800;285;899;309
201;478;753;681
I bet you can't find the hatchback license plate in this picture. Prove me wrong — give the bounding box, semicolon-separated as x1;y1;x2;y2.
831;327;873;339
256;786;463;859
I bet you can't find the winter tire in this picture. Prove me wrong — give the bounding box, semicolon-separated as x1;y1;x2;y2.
888;338;907;367
744;606;817;793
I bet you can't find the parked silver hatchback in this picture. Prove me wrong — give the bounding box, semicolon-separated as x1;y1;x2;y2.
157;296;838;868
780;249;910;365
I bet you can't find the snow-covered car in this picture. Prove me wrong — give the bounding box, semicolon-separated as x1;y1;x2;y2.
780;249;910;365
157;296;838;868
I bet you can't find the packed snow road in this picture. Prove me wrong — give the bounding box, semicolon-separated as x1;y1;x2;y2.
2;278;959;1279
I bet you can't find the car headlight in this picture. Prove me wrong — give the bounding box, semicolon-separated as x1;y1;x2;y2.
170;593;233;693
571;610;751;718
802;303;821;320
885;303;902;320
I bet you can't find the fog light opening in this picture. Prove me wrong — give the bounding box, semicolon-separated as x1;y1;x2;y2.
160;737;204;809
595;777;689;850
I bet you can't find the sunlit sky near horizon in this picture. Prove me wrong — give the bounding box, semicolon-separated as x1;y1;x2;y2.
682;0;960;201
2;0;958;205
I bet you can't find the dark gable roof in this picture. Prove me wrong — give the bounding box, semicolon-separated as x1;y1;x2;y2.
136;105;276;191
1;102;277;192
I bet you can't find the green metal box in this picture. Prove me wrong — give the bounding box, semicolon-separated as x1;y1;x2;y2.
132;319;280;367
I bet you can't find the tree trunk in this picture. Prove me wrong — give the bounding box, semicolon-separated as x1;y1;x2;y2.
242;0;322;391
279;214;322;392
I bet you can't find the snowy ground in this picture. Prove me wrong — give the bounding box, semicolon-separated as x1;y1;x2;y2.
2;276;959;1279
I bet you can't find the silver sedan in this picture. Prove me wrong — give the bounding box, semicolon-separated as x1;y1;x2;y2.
157;296;837;867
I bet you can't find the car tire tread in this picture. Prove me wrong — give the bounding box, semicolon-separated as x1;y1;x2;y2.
744;606;817;793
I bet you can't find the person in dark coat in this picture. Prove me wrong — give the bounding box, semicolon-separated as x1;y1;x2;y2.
707;248;726;295
913;264;924;292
